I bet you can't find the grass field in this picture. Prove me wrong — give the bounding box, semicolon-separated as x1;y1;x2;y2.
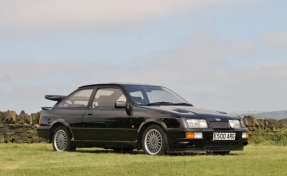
0;144;286;176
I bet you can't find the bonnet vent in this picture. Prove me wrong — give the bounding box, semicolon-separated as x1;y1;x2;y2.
217;111;227;114
173;108;191;113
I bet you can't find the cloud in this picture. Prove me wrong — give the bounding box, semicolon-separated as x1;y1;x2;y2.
178;41;258;56
0;38;257;86
0;0;265;32
2;36;286;113
0;73;11;83
223;61;287;110
260;31;287;48
2;59;286;113
0;60;94;80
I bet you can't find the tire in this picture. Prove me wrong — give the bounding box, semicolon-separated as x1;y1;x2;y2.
52;126;75;152
142;125;166;155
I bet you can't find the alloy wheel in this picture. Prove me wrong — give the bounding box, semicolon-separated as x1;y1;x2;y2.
144;129;163;155
54;129;67;151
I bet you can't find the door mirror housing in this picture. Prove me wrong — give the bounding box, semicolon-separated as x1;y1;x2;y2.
115;101;127;108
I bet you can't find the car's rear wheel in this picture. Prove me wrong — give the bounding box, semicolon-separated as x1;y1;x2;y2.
142;125;166;155
52;126;75;152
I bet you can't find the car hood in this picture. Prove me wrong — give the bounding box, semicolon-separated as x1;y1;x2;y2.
140;105;239;120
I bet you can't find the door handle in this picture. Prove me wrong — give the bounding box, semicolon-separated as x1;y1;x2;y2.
87;112;93;115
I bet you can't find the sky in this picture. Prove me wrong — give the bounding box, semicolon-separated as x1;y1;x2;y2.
0;0;287;114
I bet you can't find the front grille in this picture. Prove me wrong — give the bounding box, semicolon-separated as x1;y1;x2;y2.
209;121;230;129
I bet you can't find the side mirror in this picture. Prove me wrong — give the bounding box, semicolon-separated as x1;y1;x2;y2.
115;101;127;108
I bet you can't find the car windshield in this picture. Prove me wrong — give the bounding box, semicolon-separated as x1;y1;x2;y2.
124;85;191;106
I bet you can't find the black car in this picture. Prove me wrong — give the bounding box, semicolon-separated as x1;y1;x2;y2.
36;83;248;155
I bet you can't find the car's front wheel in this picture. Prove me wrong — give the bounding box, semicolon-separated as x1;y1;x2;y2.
142;125;166;155
52;126;75;152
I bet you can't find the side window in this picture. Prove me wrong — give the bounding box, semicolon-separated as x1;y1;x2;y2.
58;89;93;108
92;88;126;108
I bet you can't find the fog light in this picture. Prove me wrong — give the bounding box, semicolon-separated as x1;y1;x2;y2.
194;132;203;139
186;132;194;139
242;132;249;139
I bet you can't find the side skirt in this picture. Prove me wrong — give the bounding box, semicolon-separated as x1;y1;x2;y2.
70;140;138;149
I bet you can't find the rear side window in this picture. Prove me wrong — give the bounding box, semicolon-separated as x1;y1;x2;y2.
92;88;126;108
58;89;93;108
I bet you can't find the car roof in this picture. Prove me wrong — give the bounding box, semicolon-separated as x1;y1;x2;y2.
79;82;160;88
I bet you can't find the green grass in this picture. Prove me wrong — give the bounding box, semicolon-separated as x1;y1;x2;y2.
0;144;287;176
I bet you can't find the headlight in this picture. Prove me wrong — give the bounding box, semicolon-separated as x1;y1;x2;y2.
229;120;241;128
186;119;208;128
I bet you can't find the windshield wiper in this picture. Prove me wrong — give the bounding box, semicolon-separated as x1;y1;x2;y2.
146;102;174;106
173;103;193;106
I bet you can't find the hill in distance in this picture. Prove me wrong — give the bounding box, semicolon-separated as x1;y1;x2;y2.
235;110;287;120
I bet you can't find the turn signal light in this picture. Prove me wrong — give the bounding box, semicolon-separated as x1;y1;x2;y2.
242;132;249;139
186;132;194;139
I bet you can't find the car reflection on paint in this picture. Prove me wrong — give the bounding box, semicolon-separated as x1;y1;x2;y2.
36;83;249;155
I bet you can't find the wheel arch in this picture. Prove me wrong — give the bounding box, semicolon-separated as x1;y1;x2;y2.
136;121;167;150
49;120;73;142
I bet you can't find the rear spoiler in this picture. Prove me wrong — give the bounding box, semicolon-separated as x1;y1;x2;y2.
42;95;66;111
45;95;66;102
41;107;52;110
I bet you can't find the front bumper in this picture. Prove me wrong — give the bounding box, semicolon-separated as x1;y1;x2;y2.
166;128;248;153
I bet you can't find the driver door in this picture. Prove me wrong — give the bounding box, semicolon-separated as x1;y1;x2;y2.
82;86;133;141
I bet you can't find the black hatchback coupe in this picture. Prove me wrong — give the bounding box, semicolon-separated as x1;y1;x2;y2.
36;83;248;155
